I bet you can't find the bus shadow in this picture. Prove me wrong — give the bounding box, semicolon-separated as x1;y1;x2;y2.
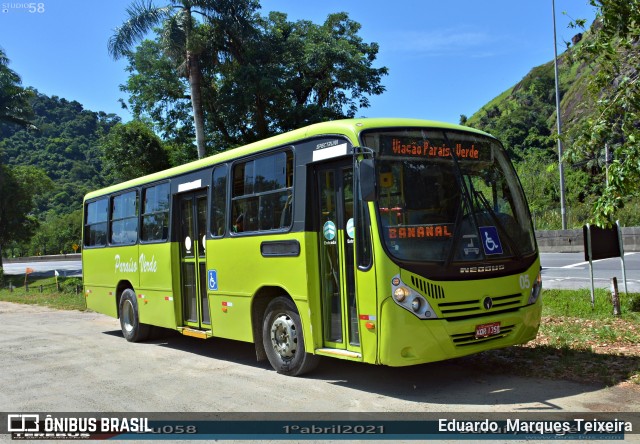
103;328;272;370
102;329;635;409
309;348;638;409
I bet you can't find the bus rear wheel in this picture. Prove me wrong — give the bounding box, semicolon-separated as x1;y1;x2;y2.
119;288;150;342
262;297;319;376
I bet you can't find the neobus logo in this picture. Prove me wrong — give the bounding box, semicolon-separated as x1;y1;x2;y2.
460;265;505;274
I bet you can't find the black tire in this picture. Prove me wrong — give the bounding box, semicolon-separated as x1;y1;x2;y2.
262;296;320;376
119;288;150;342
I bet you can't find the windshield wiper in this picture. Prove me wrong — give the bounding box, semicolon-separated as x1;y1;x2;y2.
443;132;479;267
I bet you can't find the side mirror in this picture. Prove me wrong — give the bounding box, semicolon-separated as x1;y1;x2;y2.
359;158;376;202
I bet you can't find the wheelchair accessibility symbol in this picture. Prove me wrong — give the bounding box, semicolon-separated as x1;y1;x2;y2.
208;269;218;291
479;226;503;255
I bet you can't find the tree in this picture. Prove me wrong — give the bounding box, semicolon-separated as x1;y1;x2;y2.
0;164;48;264
247;12;388;135
101;120;171;182
27;210;82;256
0;48;35;129
120;10;387;152
566;1;640;226
109;0;260;159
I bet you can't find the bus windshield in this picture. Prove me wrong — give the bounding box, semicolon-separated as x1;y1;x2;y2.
361;129;536;265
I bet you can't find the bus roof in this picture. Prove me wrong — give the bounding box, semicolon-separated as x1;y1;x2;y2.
84;118;492;201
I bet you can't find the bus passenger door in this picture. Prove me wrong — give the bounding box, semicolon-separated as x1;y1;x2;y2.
316;161;360;352
178;192;211;329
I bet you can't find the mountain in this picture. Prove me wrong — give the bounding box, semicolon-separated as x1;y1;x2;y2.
466;32;591;162
0;91;121;217
463;26;640;229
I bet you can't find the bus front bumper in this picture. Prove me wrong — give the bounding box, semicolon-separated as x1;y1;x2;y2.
379;298;542;367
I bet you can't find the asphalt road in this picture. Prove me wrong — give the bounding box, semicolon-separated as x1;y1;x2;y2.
2;259;82;277
0;301;638;416
541;252;640;292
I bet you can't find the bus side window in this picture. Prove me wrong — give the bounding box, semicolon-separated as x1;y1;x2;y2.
211;165;228;237
111;191;139;245
233;206;244;233
84;198;108;247
231;150;293;234
142;182;170;242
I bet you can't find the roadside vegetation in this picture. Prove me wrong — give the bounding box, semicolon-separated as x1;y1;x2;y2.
0;274;84;310
1;278;638;386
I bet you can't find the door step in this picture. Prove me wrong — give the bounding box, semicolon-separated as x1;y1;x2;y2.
315;348;362;360
178;327;212;339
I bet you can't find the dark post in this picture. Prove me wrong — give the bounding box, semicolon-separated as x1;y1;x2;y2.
610;277;621;316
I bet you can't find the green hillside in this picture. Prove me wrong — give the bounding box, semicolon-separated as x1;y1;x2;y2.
0;92;121;256
0;92;120;215
466;27;640;230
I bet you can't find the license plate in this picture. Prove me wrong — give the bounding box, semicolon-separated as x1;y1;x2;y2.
475;322;501;338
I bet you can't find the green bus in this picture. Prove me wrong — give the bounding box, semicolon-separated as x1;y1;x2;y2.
82;118;542;376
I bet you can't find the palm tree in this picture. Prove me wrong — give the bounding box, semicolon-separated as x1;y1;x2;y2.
0;48;35;129
108;0;216;159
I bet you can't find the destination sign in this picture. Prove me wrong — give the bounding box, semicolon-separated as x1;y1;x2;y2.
380;136;489;161
387;224;454;240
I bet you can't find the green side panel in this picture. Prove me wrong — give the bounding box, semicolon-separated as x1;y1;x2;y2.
209;294;252;342
83;249;116;288
301;232;322;353
207;233;313;345
83;245;140;318
110;245;141;289
85;285;117;318
353;266;378;363
136;289;178;329
83;245;140;289
170;241;184;327
139;242;173;291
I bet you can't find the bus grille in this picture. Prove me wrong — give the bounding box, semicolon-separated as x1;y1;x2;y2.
410;276;445;299
451;324;515;347
437;293;522;318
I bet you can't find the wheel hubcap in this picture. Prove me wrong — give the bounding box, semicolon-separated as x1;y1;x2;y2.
122;300;135;333
270;314;297;359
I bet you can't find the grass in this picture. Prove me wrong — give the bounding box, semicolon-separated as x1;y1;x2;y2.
1;278;639;386
0;274;85;311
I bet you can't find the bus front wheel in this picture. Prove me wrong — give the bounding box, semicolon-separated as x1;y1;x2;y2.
262;297;319;376
119;288;150;342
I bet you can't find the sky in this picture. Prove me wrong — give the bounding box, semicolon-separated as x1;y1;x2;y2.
0;0;597;126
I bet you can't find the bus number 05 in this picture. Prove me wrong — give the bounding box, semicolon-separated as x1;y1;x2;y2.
519;274;530;289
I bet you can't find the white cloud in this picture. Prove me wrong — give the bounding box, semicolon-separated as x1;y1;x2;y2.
385;29;498;57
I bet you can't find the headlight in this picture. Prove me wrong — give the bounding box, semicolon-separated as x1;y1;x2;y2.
394;287;410;302
390;274;438;319
528;271;542;304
